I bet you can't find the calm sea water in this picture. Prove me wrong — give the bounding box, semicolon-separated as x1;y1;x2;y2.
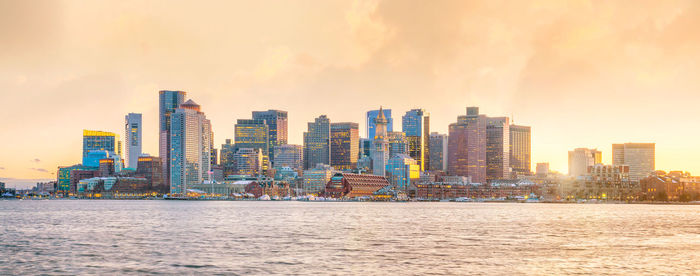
1;201;698;275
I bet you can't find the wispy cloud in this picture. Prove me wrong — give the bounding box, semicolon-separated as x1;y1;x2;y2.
30;168;48;173
0;167;5;170
32;158;41;163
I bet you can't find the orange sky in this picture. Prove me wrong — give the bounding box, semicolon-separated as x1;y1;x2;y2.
1;0;699;188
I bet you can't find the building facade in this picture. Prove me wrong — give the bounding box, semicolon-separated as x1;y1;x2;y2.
612;143;655;182
169;99;213;195
509;124;531;175
448;107;487;183
402;109;430;171
330;122;359;170
302;164;336;195
324;173;390;198
366;109;393;139
429;132;448;172
124;113;142;169
485;116;510;181
252;110;288;163
303;115;331;169
234;119;270;157
273;144;303;172
136;156;164;193
568;148;602;178
82;130;120;165
386;154;420;190
233;148;264;176
387;131;408;158
371;107;390;176
159;90;186;189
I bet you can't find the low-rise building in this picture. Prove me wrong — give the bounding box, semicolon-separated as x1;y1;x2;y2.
323;173;390;198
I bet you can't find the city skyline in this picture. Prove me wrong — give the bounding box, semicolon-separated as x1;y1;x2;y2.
2;1;700;187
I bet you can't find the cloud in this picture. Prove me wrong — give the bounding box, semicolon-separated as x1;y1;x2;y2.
0;167;4;170
30;168;49;173
32;158;40;163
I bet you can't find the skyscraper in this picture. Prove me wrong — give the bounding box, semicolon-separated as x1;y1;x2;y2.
509;125;531;175
386;154;420;190
429;132;448;171
366;109;393;140
402;109;430;171
124;113;142;169
82;130;120;165
252;110;288;163
233;147;264;176
612;143;655;182
159;90;186;188
330;122;359;170
448;107;487;183
568;148;602;178
220;139;236;177
234;119;270;157
169;99;212;195
371;107;389;176
303;115;331;169
359;138;372;158
273;144;303;172
388;131;408;158
485;116;510;181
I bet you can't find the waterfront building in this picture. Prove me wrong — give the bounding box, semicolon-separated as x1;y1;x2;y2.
233;147;264;176
366;109;393;140
485;116;510;181
568;148;602;178
330;122;359;170
509;125;531;175
536;163;550;177
82;130;121;165
252;110;288;163
124;113;142;169
388;131;408;158
159;90;186;190
302;164;336;195
371;107;390;176
83;150;110;168
169;99;213;195
324;173;390;198
57;164;91;193
385;154;420;190
612;143;655;182
429;132;448;172
77;177;150;198
136;156;165;193
570;164;632;200
640;171;683;201
273;144;303;172
402;109;430;171
303;115;331;169
448;107;487;183
274;167;299;182
357;156;372;173
69;169;100;195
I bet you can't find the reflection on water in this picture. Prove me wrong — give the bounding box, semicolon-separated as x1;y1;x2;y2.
1;201;698;275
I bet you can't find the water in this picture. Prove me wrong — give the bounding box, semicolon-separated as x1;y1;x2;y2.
1;201;698;275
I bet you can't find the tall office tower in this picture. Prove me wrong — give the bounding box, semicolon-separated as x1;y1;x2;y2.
82;130;120;165
359;138;372;158
303;115;331;169
485;116;510;181
388;131;408;158
252;110;288;163
233;148;264;176
509;125;531;175
612;143;655;182
386;154;420;190
371;107;390;176
169;100;212;195
330;122;359;170
429;132;448;171
159;90;186;188
210;148;218;166
273;144;303;172
402;109;430;171
220;139;236;176
568;148;602;178
124;113;142;169
234;119;270;156
366;109;393;139
448;107;487;183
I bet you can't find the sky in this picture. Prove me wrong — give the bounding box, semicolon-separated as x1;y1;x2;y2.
1;0;699;188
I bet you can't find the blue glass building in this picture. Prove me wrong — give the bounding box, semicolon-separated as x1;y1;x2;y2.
366;109;393;139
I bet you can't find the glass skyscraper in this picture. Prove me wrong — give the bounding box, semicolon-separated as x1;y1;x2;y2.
159;90;186;189
124;113;142;169
402;109;430;171
252;110;288;163
429;132;448;172
366;109;393;139
82;130;120;165
169;99;212;195
303;115;331;170
234;119;270;156
509;125;531;174
330;122;359;170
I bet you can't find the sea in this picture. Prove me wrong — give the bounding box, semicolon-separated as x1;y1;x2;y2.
1;201;698;275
